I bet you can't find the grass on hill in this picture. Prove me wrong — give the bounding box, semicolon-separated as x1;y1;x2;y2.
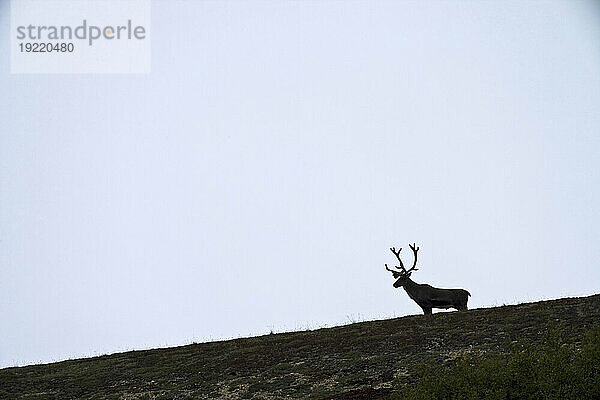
392;324;600;400
1;294;599;399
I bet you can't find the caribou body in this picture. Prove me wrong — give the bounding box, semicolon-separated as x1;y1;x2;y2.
385;243;470;315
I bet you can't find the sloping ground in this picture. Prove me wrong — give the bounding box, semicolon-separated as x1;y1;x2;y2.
1;294;599;400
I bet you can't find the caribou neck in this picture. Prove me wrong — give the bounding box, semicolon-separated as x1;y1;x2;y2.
402;277;422;298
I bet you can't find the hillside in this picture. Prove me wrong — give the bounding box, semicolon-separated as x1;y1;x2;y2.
1;294;599;400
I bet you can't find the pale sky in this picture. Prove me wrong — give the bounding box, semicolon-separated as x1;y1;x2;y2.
1;0;600;368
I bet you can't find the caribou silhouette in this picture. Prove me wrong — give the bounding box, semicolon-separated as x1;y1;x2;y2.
385;243;470;315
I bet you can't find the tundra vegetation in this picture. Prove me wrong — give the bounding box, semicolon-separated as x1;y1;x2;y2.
392;324;600;400
0;295;599;399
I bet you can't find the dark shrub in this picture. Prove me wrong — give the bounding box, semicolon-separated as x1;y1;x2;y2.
392;325;600;400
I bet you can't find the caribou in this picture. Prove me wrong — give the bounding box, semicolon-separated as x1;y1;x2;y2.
385;243;470;315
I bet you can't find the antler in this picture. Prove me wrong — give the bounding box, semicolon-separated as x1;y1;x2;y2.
389;247;406;272
384;263;402;278
385;244;420;278
406;243;420;273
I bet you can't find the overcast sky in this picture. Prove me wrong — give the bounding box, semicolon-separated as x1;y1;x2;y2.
1;0;600;368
